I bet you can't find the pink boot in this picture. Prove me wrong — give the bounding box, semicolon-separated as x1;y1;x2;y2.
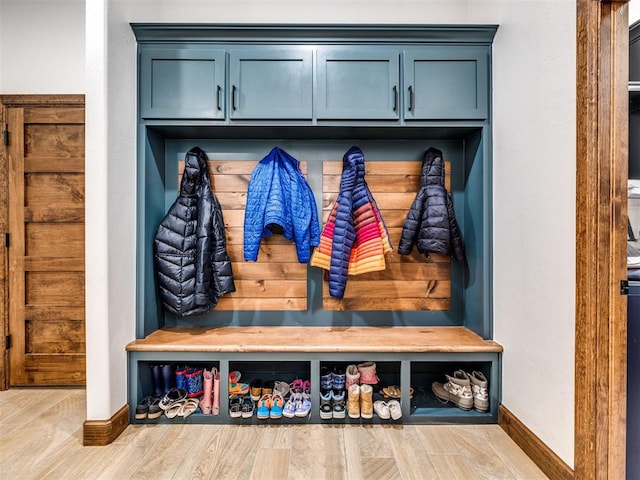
200;368;213;414
212;368;220;416
357;362;379;385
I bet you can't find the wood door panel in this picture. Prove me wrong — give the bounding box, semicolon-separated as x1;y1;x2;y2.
25;223;84;257
24;156;84;173
25;173;84;206
6;99;86;386
25;272;84;306
24;207;84;222
23;354;84;384
25;319;85;354
24;124;84;158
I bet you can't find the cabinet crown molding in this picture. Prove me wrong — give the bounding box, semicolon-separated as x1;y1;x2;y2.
130;23;498;44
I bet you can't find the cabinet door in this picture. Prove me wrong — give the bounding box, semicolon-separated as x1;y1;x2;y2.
316;49;400;120
229;48;312;119
403;46;489;120
140;48;226;119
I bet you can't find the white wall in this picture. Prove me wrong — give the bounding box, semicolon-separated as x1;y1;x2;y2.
1;0;579;468
0;0;85;93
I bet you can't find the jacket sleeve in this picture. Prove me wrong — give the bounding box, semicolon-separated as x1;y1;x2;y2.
243;160;272;261
398;187;426;255
210;195;236;296
446;192;465;261
195;188;215;306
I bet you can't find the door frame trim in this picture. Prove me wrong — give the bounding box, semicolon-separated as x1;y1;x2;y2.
575;1;629;479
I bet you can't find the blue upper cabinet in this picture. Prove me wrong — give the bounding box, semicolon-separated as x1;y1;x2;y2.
140;48;226;119
229;48;313;119
403;46;489;120
316;48;400;120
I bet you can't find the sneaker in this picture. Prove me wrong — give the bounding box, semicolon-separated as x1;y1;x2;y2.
320;367;333;390
319;391;333;420
387;399;402;420
294;392;312;418
283;394;298;419
373;400;391;420
249;379;263;401
469;371;489;412
332;399;346;419
332;368;346;391
431;370;474;411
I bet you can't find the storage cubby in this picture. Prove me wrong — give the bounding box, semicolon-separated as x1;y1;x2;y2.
410;357;499;423
128;24;500;426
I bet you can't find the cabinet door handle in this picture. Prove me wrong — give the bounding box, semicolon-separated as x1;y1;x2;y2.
216;85;222;111
232;85;237;111
408;85;414;112
393;85;398;112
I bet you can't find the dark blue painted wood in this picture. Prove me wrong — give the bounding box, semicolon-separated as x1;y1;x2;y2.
140;47;226;119
404;46;489;120
229;48;313;119
316;48;400;120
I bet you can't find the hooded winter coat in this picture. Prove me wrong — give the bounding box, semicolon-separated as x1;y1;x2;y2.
310;146;392;299
397;147;465;261
243;147;320;263
154;146;235;316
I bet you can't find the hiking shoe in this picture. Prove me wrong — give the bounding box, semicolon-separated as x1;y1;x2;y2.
431;370;473;411
469;371;489;412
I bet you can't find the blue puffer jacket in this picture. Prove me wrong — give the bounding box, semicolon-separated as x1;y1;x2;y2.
244;147;320;263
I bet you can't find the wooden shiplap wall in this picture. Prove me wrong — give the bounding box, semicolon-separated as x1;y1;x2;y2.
321;161;451;311
178;159;453;312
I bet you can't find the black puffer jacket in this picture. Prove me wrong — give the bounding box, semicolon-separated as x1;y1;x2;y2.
398;147;465;261
154;147;235;316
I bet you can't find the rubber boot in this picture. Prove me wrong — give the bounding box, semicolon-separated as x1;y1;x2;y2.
360;384;373;419
347;384;360;419
175;365;188;390
151;364;163;397
162;363;176;395
212;368;220;415
200;368;213;414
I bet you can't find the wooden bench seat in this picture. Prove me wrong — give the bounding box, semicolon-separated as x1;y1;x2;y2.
126;326;503;354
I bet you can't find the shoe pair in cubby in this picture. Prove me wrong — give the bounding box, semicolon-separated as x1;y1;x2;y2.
431;369;489;412
320;362;402;421
135;363;220;420
229;371;312;420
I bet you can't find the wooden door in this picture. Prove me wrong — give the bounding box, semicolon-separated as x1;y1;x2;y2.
4;96;85;386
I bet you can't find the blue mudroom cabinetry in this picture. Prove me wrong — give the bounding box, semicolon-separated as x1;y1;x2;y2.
403;46;489;120
228;47;313;119
129;24;500;426
139;47;226;119
316;47;400;120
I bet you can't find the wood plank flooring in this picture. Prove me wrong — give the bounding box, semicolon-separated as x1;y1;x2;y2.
0;388;548;479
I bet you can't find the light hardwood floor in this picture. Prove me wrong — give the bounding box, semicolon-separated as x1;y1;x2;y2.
0;388;548;479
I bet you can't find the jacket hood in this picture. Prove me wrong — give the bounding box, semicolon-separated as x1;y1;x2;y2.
180;146;209;196
421;147;445;187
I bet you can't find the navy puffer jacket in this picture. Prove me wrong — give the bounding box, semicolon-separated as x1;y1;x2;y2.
398;147;465;261
243;147;320;263
154;147;235;316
